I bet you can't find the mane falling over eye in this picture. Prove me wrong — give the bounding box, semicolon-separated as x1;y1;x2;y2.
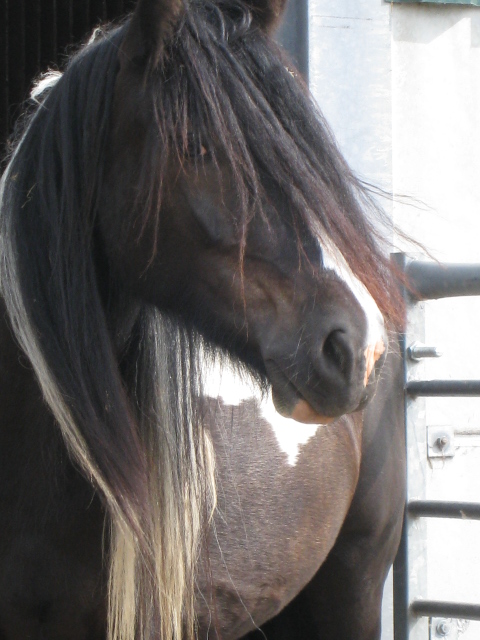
124;0;403;328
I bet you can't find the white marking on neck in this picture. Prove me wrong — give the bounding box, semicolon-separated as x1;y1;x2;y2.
202;358;319;466
258;400;320;466
321;240;385;347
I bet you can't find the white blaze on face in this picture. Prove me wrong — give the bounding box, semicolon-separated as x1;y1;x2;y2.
320;240;386;383
321;240;385;347
202;358;320;467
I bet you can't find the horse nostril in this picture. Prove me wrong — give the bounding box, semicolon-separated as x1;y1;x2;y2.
322;329;354;380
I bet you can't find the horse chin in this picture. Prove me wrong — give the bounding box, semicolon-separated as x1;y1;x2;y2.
287;398;335;425
267;360;340;425
271;386;335;425
269;357;383;426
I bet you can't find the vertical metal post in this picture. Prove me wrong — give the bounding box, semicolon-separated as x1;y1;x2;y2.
393;254;409;640
276;0;309;81
404;296;430;640
393;254;429;640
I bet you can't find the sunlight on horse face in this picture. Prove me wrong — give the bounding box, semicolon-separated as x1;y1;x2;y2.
101;18;387;426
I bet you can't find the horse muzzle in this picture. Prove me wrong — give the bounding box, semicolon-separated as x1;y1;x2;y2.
264;333;388;425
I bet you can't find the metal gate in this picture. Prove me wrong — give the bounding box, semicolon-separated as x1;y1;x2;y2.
393;254;480;640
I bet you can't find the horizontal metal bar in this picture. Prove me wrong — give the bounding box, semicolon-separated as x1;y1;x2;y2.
406;380;480;397
406;261;480;301
408;500;480;520
411;600;480;621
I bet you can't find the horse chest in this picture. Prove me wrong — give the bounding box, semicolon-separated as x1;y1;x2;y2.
196;364;363;638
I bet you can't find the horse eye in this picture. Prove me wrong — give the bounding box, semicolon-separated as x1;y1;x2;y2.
185;137;209;160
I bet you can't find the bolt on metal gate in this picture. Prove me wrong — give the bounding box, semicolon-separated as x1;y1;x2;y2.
393;254;480;640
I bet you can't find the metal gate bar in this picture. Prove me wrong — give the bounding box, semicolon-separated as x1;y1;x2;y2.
0;0;137;147
275;0;309;80
410;602;480;623
407;380;480;396
408;500;480;520
406;261;480;301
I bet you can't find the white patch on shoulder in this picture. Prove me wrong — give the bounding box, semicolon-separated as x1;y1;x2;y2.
321;240;385;347
202;358;319;466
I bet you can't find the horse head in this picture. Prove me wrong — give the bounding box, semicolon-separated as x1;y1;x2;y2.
100;0;393;426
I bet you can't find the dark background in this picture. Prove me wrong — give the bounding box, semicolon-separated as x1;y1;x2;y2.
0;0;308;152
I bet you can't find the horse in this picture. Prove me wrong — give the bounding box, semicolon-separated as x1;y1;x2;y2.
0;1;406;639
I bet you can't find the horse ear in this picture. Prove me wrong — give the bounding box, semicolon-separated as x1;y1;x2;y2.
247;0;288;32
121;0;184;66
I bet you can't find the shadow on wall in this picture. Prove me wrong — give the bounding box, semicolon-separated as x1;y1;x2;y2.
392;4;480;47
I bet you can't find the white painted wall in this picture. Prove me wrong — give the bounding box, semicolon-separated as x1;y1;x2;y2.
308;2;480;639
